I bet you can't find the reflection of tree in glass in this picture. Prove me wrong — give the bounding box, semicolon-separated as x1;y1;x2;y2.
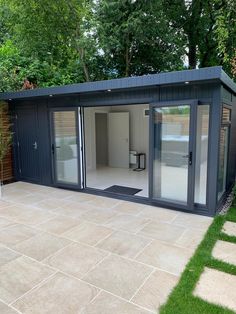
165;106;190;115
57;138;74;161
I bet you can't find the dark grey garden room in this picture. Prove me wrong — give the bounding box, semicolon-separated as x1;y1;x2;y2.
0;66;236;216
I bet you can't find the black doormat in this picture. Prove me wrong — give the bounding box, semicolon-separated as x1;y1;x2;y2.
104;185;142;195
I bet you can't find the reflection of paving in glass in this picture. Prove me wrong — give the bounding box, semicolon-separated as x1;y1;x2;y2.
87;161;207;203
86;166;148;197
55;136;78;184
56;158;78;184
153;161;207;204
195;160;208;204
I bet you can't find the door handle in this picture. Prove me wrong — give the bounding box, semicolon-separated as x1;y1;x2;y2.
52;143;55;154
182;152;192;165
189;152;192;165
33;142;38;150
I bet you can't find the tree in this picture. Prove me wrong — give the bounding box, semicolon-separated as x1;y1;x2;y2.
163;0;236;73
6;0;101;82
96;0;185;77
213;0;236;75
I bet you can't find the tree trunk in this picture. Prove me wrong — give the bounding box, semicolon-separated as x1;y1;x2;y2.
186;0;203;69
125;46;130;77
188;36;197;69
77;47;90;82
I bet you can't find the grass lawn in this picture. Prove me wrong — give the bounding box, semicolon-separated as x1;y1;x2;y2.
160;205;236;314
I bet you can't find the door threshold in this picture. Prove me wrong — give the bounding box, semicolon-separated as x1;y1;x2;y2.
81;187;210;216
83;187;149;204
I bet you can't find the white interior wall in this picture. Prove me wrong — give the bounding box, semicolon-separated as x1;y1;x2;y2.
84;107;111;171
84;104;149;171
111;104;149;167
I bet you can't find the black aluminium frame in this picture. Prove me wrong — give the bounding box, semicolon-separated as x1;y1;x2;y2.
49;107;83;190
216;103;232;203
149;99;198;212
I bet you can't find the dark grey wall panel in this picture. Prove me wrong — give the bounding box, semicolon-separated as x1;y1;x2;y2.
160;84;213;101
15;104;40;182
206;85;222;215
222;86;232;104
11;99;53;186
47;95;80;108
227;93;236;189
37;101;52;185
79;87;159;107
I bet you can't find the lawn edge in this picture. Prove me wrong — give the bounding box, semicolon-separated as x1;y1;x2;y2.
159;207;236;314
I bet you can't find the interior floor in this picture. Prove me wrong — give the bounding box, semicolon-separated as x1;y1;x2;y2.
86;166;148;197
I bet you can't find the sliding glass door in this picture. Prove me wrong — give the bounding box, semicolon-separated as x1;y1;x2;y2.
150;102;198;209
50;108;82;187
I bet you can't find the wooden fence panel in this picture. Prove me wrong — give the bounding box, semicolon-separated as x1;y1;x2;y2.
0;103;14;182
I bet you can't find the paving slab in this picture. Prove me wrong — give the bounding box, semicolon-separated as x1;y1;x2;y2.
136;240;192;276
138;221;186;244
0;256;55;304
63;222;113;246
0;247;20;269
222;221;236;237
172;212;212;229
13;232;70;261
212;240;236;266
96;230;151;258
175;227;206;250
82;291;152;314
0;301;18;314
44;242;108;278
13;272;99;314
83;254;153;300
194;267;236;312
131;269;179;312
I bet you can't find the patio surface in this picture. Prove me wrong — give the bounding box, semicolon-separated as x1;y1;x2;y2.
0;182;212;314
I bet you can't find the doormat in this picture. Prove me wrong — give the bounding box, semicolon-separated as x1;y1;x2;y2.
104;185;142;195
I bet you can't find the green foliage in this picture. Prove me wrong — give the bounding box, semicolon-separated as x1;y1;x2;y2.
96;0;185;77
0;41;85;91
0;0;235;92
214;0;236;75
163;0;236;73
0;102;12;164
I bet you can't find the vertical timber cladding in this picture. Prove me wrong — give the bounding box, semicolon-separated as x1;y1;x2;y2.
0;101;13;182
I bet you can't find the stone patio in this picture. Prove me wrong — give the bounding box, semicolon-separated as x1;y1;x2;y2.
0;182;212;314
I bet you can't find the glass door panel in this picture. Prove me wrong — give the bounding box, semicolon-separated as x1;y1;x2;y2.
153;105;191;204
194;105;210;205
217;107;231;200
52;110;79;185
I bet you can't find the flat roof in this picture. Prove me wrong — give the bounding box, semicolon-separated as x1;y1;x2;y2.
0;66;235;101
